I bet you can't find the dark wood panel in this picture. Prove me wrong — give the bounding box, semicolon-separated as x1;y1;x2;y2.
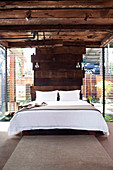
31;54;82;63
31;85;81;92
33;62;81;70
34;70;84;79
34;78;82;86
37;46;86;54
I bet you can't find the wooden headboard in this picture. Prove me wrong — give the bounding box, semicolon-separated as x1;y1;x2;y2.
30;46;85;101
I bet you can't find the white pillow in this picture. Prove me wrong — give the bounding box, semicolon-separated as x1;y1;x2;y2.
59;90;80;101
36;90;58;102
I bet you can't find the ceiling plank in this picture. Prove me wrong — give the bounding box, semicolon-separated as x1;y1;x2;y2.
1;18;113;26
8;40;101;48
0;1;113;9
0;24;113;32
0;9;112;19
8;39;63;47
0;1;112;47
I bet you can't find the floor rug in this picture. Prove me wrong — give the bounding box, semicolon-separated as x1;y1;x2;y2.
3;135;113;170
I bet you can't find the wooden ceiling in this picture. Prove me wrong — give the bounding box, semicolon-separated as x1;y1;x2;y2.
0;0;113;48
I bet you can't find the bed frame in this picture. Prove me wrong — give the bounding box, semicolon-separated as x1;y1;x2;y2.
22;129;103;136
25;86;104;136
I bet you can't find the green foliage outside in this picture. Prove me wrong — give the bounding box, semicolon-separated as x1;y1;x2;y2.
105;114;113;122
87;96;92;102
96;80;113;97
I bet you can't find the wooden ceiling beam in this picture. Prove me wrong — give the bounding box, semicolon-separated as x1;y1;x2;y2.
101;33;113;47
0;31;108;37
85;41;101;47
8;39;63;48
0;41;8;47
62;40;101;47
1;18;113;26
8;40;101;48
0;9;112;19
0;1;113;9
0;1;113;47
0;24;113;32
63;40;102;47
63;40;85;46
7;37;101;48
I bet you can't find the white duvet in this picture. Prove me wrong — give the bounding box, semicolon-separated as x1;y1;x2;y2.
8;100;109;136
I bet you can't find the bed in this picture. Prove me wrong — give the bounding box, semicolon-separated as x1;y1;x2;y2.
8;90;109;136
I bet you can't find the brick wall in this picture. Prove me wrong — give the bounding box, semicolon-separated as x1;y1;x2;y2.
83;74;102;100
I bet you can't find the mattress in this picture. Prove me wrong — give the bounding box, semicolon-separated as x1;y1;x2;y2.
8;100;109;136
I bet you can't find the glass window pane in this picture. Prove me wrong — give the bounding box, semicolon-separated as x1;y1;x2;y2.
104;45;113;120
7;48;35;112
0;47;6;117
82;48;103;113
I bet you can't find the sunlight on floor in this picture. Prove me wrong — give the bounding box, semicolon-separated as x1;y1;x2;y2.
0;122;10;132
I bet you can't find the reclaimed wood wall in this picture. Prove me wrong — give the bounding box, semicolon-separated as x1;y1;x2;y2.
31;46;85;101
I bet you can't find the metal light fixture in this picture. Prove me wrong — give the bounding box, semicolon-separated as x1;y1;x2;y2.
76;62;80;68
25;10;31;21
35;62;39;68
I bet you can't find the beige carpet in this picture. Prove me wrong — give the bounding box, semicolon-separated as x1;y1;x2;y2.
3;136;113;170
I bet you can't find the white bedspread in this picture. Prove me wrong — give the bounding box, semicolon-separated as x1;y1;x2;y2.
8;100;109;136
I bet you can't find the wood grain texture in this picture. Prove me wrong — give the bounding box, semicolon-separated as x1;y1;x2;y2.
8;39;63;48
1;1;113;9
1;9;113;19
31;46;84;100
34;78;83;86
37;46;86;54
101;33;113;47
33;62;82;70
31;54;82;63
8;41;101;48
34;70;84;79
0;24;113;32
1;0;113;49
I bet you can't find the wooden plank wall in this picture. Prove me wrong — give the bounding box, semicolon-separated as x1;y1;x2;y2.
31;46;85;101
